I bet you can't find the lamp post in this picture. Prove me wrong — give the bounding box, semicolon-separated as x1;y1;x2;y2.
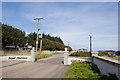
89;35;92;57
34;18;43;52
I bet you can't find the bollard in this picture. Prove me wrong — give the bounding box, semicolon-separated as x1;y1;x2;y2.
31;47;36;62
64;48;69;65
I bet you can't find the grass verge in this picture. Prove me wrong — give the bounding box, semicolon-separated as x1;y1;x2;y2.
36;53;53;60
107;56;120;61
53;52;64;54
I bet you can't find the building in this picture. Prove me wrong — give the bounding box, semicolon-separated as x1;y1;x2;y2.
78;48;88;52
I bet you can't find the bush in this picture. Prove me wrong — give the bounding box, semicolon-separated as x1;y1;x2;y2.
89;63;100;74
115;51;120;56
108;52;116;57
63;62;118;80
99;73;118;80
98;51;108;56
70;51;90;57
64;62;100;79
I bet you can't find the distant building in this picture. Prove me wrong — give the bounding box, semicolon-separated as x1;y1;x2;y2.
78;48;88;52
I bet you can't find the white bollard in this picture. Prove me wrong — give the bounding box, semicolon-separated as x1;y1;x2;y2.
64;48;69;65
31;47;36;62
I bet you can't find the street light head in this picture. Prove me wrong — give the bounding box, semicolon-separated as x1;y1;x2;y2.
34;17;43;20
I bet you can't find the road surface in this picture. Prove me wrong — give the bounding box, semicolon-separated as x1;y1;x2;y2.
2;54;69;78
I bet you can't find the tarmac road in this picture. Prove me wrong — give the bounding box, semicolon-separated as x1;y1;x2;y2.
2;54;69;78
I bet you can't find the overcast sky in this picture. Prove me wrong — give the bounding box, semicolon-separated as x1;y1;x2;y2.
2;2;118;51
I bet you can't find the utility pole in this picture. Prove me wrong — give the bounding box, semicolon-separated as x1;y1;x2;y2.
89;35;92;57
34;18;43;52
39;33;43;53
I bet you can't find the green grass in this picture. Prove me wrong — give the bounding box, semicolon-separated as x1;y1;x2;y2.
98;51;120;61
36;53;53;60
64;62;100;79
70;51;90;57
107;56;120;61
63;62;118;80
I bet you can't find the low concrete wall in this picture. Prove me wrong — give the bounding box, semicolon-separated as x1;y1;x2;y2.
1;47;36;62
92;56;120;79
68;57;91;65
1;56;31;61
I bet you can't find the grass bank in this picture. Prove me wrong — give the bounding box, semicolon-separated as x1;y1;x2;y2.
106;56;120;61
64;62;118;80
98;51;120;61
36;53;53;60
52;52;64;54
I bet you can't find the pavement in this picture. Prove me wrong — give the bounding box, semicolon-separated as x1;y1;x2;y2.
2;54;69;78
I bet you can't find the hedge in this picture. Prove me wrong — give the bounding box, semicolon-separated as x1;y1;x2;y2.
70;51;90;57
115;51;120;56
63;62;118;80
64;62;100;79
98;51;108;56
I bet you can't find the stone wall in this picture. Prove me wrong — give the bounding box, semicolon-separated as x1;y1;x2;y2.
92;56;120;79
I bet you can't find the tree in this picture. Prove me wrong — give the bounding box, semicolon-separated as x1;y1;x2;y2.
26;32;70;51
26;32;36;47
2;24;26;48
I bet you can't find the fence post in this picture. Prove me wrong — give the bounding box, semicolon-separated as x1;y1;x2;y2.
31;47;36;62
64;48;69;65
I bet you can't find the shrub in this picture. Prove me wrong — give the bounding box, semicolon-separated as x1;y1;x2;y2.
63;62;118;80
70;51;90;57
98;51;108;56
64;62;100;79
89;63;100;74
115;51;120;56
108;52;116;57
99;73;118;80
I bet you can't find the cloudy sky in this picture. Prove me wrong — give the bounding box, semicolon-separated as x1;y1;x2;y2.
2;2;118;51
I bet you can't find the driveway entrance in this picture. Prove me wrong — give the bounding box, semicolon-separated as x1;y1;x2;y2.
2;54;69;78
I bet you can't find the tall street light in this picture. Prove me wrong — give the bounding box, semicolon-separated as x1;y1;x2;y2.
89;35;92;57
34;18;43;52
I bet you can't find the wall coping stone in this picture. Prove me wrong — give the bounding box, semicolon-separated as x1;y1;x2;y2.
92;56;120;67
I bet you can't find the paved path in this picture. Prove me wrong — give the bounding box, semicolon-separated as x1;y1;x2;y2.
2;54;69;78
